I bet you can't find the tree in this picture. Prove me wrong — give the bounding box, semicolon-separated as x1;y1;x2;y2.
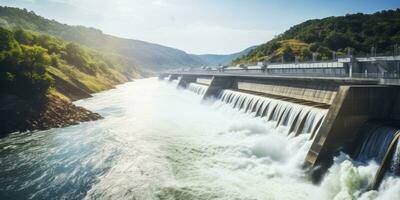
300;48;312;61
0;28;19;51
282;46;295;62
324;31;353;51
65;43;95;74
14;29;33;45
14;45;53;98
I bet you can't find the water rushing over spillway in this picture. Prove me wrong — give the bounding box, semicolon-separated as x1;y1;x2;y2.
216;89;326;138
187;83;208;96
353;124;400;176
0;78;399;200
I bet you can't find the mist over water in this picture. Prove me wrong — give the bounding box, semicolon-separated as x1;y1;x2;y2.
0;78;399;200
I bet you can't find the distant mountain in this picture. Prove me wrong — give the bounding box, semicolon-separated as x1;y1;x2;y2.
234;9;400;64
0;6;205;70
197;46;257;66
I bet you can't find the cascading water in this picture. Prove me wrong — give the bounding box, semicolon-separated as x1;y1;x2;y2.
352;123;400;179
353;124;400;164
172;79;179;85
187;83;208;96
390;140;400;176
216;89;327;139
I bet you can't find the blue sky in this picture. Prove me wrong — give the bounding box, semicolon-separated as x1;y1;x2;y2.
1;0;400;54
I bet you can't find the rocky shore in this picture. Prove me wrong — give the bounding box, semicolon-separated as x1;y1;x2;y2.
0;95;102;136
25;96;102;131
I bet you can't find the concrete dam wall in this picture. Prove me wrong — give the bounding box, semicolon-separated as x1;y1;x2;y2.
160;73;400;189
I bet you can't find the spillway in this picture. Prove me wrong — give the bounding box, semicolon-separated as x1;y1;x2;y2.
168;74;400;195
181;80;327;140
187;83;208;96
350;123;400;189
161;72;400;198
216;89;327;139
353;124;400;164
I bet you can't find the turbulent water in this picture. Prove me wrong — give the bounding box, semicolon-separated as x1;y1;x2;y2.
0;78;399;200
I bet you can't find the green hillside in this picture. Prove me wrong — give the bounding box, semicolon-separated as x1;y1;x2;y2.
0;27;144;134
0;27;140;100
234;9;400;64
0;6;205;70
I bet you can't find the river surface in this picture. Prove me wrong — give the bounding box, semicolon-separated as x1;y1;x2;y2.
0;78;399;200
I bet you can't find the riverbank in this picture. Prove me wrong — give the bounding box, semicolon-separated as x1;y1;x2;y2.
0;26;149;136
0;94;102;136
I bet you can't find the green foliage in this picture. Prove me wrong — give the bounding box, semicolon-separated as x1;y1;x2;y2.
64;43;96;75
0;28;19;51
235;9;400;64
282;47;295;62
299;48;312;61
14;29;33;45
324;31;353;51
0;26;130;102
0;27;54;99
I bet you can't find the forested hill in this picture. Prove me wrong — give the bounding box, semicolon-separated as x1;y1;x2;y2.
234;9;400;64
0;6;205;70
0;27;137;134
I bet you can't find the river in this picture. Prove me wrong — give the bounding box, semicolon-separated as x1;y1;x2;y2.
0;78;399;200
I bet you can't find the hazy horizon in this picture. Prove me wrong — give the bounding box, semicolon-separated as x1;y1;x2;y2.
2;0;400;54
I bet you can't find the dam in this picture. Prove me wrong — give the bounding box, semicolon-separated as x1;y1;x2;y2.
160;55;400;190
1;77;399;199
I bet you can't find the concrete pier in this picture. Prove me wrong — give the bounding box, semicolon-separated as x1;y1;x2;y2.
203;77;235;100
305;86;399;167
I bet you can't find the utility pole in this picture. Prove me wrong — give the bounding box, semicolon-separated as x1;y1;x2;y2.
348;48;353;78
332;51;336;61
371;46;375;57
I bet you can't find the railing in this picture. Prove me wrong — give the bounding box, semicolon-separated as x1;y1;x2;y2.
165;68;400;80
234;54;400;67
164;54;400;81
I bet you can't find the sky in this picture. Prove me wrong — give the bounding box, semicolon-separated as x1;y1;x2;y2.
1;0;400;54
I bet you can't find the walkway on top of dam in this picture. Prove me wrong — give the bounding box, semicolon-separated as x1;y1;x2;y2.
162;71;388;85
163;54;400;85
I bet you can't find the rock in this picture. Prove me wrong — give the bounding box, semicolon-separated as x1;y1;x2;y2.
0;95;103;136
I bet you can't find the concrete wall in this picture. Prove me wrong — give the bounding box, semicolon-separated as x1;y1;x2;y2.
305;85;399;169
177;75;197;88
196;78;212;85
391;92;400;120
200;75;340;105
237;81;337;105
203;76;236;99
168;74;179;82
